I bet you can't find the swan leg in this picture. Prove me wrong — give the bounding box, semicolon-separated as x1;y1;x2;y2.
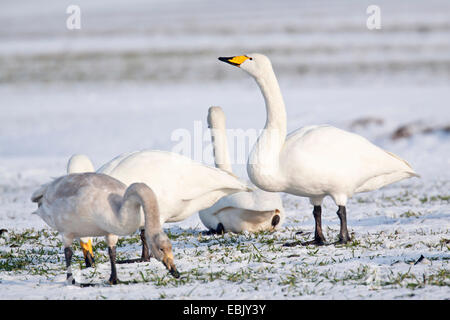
116;229;151;264
108;246;118;285
62;234;76;285
64;236;94;287
106;234;119;284
335;206;351;244
302;206;327;246
284;207;325;247
139;229;151;262
64;246;76;285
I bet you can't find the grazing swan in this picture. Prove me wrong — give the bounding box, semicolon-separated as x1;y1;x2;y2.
66;151;251;260
31;173;180;285
218;53;419;245
67;154;96;267
199;106;285;233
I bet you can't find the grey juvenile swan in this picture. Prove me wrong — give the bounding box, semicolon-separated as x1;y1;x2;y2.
31;172;180;285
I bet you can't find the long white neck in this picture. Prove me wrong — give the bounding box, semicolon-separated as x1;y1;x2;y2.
111;183;161;236
208;107;233;174
247;67;287;191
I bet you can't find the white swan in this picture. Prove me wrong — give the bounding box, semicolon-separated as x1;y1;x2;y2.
219;53;419;245
31;173;179;285
66;151;251;260
199;106;285;233
97;151;251;220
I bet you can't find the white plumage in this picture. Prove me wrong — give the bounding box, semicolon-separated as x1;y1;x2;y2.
67;151;251;224
67;154;94;174
219;53;419;244
97;150;252;224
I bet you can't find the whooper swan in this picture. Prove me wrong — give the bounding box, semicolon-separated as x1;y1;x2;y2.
219;53;419;245
31;173;180;285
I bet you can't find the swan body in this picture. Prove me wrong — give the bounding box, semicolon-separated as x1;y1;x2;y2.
31;173;179;284
255;124;417;199
199;106;284;233
97;150;251;224
219;53;419;244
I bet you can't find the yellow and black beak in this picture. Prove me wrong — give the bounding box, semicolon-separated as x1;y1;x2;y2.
271;209;281;228
80;239;95;268
218;55;251;67
162;253;180;278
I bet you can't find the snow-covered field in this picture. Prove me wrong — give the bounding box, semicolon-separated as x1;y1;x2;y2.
0;0;449;299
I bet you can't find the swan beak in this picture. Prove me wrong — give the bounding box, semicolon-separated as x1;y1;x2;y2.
80;239;95;267
218;55;250;67
163;253;180;278
271;210;281;228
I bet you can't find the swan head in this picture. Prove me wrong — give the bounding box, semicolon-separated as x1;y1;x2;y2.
218;53;272;79
149;232;180;278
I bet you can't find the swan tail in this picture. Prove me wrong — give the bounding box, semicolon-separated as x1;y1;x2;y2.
212;166;253;192
30;182;52;214
352;147;420;193
384;150;419;175
31;183;48;204
407;172;421;178
355;170;419;193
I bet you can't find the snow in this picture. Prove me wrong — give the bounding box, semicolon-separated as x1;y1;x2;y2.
0;0;449;300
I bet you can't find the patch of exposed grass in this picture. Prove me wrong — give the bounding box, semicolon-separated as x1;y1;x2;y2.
1;224;449;298
419;195;450;203
400;210;422;218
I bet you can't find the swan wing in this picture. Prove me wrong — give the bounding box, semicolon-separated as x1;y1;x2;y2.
97;151;139;174
199;188;282;215
30;175;76;227
97;150;251;201
355;149;419;193
281;125;418;195
285;125;325;142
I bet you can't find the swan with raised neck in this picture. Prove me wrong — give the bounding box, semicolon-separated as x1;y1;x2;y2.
219;53;419;245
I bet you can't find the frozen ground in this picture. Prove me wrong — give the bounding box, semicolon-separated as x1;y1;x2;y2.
0;0;449;299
